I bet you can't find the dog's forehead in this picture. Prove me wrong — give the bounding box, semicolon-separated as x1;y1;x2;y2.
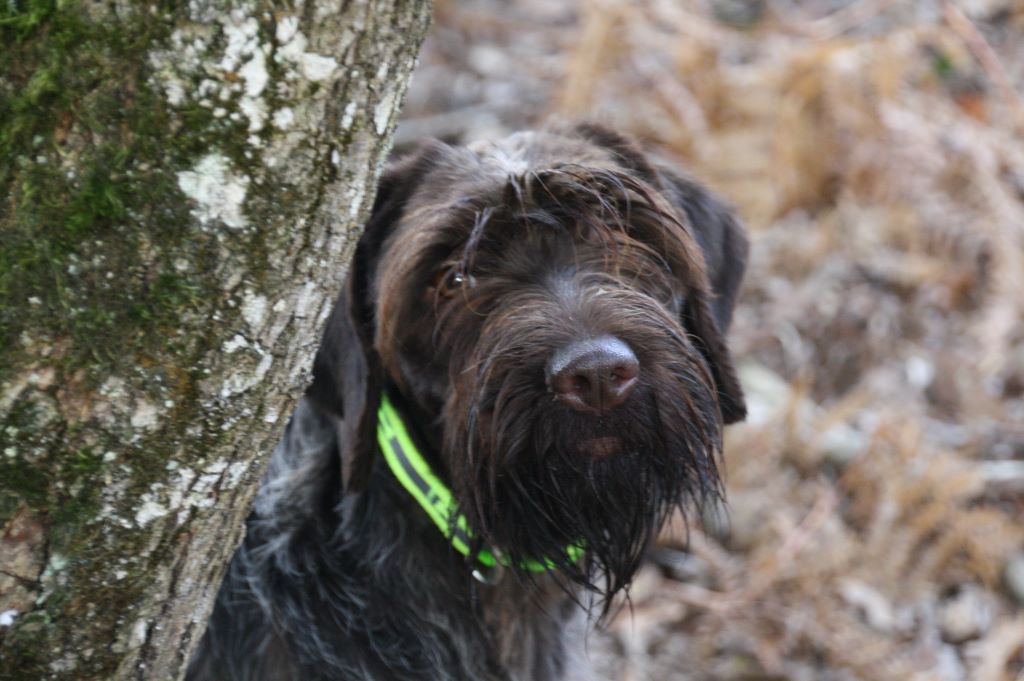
465;131;620;176
406;131;623;209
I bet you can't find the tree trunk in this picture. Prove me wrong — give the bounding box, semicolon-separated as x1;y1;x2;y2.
0;1;431;679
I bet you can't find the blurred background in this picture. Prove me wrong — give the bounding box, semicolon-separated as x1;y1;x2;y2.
396;1;1024;679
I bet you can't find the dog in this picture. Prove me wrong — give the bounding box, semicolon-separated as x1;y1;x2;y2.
188;124;748;681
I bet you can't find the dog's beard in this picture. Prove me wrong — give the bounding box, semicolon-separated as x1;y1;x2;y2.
447;353;723;611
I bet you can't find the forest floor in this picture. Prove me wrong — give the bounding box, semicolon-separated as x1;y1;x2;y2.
398;1;1024;679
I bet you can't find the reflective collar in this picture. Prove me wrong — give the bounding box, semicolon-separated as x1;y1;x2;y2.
376;393;582;573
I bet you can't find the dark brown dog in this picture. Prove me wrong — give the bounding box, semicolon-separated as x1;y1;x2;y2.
189;124;748;681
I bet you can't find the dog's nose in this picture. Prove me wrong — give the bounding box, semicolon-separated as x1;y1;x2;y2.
547;336;639;414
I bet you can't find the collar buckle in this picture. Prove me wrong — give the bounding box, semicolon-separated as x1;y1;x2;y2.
471;563;503;585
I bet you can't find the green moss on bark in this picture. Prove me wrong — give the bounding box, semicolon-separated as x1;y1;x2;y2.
0;0;433;677
0;0;257;386
0;2;258;676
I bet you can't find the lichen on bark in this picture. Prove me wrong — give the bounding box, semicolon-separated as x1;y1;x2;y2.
0;1;431;679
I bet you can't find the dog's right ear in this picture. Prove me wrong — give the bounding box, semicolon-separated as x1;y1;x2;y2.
305;146;440;492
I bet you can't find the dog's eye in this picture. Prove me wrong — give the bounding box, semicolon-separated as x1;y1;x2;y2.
434;268;472;298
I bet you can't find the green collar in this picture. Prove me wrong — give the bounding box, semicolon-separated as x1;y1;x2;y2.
376;393;582;573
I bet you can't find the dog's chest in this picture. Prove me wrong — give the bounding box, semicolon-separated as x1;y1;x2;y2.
479;579;600;681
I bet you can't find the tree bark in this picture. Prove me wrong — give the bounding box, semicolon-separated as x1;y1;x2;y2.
0;1;431;679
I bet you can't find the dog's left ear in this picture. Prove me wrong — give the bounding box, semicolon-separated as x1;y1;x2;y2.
306;146;443;491
658;167;748;425
659;168;748;424
574;123;748;424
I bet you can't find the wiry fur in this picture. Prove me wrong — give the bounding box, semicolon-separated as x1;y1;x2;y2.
189;125;749;681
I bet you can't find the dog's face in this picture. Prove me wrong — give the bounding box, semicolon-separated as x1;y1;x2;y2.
310;126;747;601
